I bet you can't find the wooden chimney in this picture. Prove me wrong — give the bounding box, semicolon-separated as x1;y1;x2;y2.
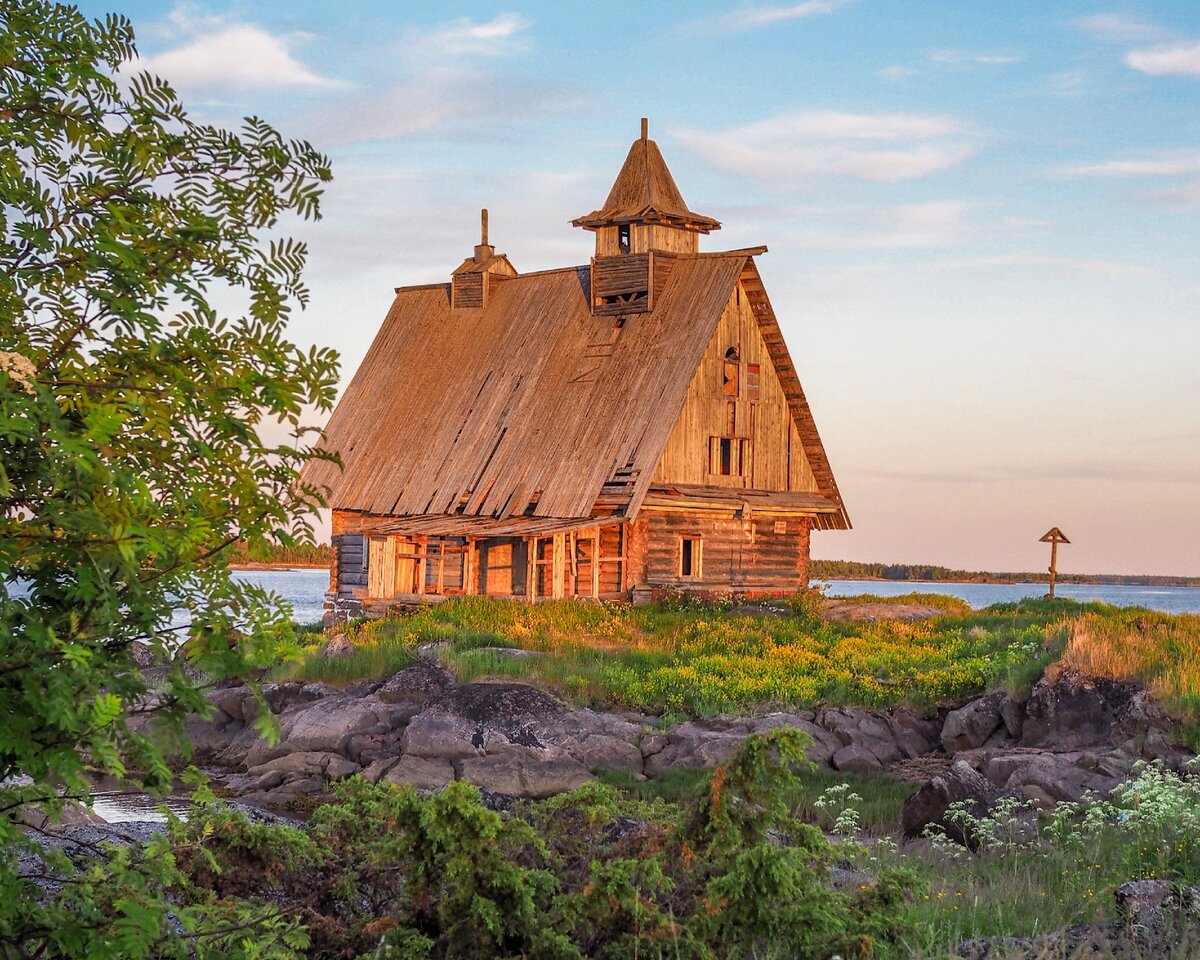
451;208;518;310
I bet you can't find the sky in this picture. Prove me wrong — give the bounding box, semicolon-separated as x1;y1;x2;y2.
79;1;1200;577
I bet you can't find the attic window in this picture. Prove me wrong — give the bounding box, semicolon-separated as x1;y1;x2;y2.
618;224;631;254
680;538;702;578
746;363;761;400
708;436;750;477
723;359;739;396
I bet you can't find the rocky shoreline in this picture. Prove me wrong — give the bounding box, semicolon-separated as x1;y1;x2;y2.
154;650;1189;820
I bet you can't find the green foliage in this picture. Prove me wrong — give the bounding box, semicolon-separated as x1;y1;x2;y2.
290;595;1086;717
166;735;920;960
0;1;337;955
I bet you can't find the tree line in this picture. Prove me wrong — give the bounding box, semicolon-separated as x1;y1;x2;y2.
810;559;1200;588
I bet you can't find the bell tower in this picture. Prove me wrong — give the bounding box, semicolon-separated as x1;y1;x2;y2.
572;118;721;259
572;120;720;316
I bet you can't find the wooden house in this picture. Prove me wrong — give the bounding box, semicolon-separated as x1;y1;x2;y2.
302;120;849;618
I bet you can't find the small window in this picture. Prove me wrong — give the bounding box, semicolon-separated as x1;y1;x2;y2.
723;361;739;396
746;364;761;400
708;436;742;476
618;224;630;254
680;537;702;578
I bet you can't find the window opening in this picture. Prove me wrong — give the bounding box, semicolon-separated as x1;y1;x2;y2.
723;361;739;397
680;537;702;578
618;224;630;254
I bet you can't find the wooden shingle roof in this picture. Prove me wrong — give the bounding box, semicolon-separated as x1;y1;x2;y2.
572;132;721;233
303;249;848;531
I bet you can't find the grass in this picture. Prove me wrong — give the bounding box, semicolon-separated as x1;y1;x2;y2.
286;593;1087;716
588;755;1200;958
286;595;1200;737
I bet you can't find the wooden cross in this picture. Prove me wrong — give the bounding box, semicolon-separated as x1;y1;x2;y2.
1038;527;1070;598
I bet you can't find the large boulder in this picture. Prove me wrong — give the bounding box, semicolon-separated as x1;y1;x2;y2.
901;759;1001;846
381;755;455;792
941;691;1006;754
459;753;594;799
1021;671;1140;750
402;682;643;777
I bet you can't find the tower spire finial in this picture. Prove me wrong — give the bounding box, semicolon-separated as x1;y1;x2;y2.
640;117;648;141
481;207;488;247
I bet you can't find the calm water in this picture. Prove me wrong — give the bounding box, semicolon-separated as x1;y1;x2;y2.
240;569;1200;619
819;579;1200;615
231;567;329;625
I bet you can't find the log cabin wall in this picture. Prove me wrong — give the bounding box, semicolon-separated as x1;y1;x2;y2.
627;511;811;595
652;282;818;493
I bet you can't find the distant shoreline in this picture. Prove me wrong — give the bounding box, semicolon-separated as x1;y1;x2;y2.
818;574;1200;589
229;563;330;571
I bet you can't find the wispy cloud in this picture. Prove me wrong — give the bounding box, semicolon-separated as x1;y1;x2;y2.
1151;180;1200;209
929;50;1021;65
1125;39;1200;77
674;110;974;183
1075;13;1171;44
934;254;1155;279
1068;152;1200;177
695;0;852;32
403;12;533;57
313;70;583;145
139;22;339;91
878;65;917;81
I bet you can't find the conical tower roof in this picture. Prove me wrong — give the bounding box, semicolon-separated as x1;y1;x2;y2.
572;120;721;233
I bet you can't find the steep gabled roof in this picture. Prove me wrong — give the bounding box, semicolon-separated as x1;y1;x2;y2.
572;135;721;232
303;253;752;521
737;259;849;529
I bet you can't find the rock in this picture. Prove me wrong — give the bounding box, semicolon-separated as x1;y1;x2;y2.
381;756;455;791
129;641;158;670
1021;671;1141;750
403;682;643;785
901;759;1000;846
376;660;456;705
246;750;361;782
1113;878;1171;921
360;758;399;784
999;697;1024;739
273;696;393;755
470;646;545;658
941;692;1005;754
832;743;883;773
459;753;593;799
322;633;355;658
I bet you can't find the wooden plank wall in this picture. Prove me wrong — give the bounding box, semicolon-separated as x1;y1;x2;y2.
594;224;698;257
652;282;818;493
628;512;811;594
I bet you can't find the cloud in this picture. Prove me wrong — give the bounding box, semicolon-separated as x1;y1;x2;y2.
929;50;1020;65
828;202;969;249
1126;39;1200;76
878;65;917;81
673;110;974;183
138;22;339;91
934;254;1155;279
404;12;533;57
1002;216;1051;229
1151;180;1200;209
1075;13;1170;44
1067;152;1200;177
313;69;584;145
696;0;852;31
